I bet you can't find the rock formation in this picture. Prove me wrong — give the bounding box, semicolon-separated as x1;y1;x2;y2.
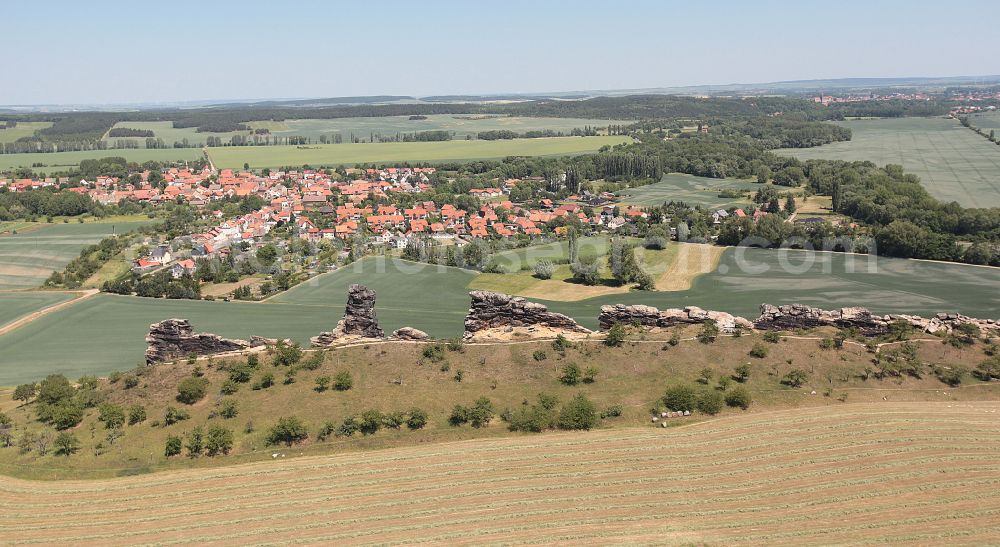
598;304;753;333
754;303;888;335
311;284;385;346
391;327;430;341
463;291;591;339
145;319;252;364
754;303;999;336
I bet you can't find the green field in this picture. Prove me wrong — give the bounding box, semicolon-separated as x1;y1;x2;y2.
206;136;630;169
617;173;757;208
0;148;204;175
967;111;1000;130
0;219;153;290
777;117;1000;207
101;121;249;148
249;115;622;141
1;251;998;384
0;122;53;144
0;291;75;329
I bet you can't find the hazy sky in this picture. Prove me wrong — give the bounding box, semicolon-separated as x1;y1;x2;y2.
5;0;998;105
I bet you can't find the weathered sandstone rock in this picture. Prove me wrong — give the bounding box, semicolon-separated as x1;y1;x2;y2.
145;319;250;364
391;327;430;341
598;304;753;333
463;291;590;339
311;284;384;346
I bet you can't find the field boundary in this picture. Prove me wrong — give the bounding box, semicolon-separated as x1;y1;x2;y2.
0;289;97;336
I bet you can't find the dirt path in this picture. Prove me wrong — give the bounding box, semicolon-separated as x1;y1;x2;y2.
0;289;99;336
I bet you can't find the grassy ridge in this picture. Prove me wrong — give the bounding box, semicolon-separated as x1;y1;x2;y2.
1;402;998;543
0;148;204;175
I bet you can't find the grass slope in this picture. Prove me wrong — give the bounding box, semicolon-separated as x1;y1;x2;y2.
2;401;999;544
101;121;249;148
0;219;154;290
206;136;630;169
0;122;53;144
777;117;1000;207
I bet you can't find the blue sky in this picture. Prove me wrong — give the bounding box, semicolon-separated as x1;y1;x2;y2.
4;0;998;105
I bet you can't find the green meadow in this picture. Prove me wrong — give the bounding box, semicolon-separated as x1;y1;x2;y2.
206;136;630;169
0;291;75;329
0;219;153;290
250;115;622;141
1;251;998;385
0;148;204;175
617;173;757;208
777;117;1000;207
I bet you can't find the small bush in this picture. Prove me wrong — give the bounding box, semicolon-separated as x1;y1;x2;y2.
733;363;751;383
127;404;146;425
163;406;190;425
762;331;782;343
204;425;233;456
266;416;308;446
696;390;724;415
314;376;331;392
600;404;624;418
697;321;719;344
557;393;599;430
422;344;445;363
272;341;304;366
176;377;209;404
532;350;547;362
749;343;768;358
533;260;555;280
164;435;182;457
218;398;239;419
406;408;428;430
252;372;275;390
781;369;809;388
560;363;581;385
725;387;752;409
663;384;698;412
582;366;599;384
605;324;627;347
123;376;140;389
220;380;239;395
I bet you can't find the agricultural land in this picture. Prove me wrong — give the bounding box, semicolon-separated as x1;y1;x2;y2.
777;117;1000;207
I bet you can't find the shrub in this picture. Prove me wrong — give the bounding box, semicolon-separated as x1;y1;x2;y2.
406;408;428;430
299;352;324;370
552;334;572;353
697;368;713;385
749;343;768;358
335;416;360;437
54;432;80;456
220;380;239;395
252;372;275;390
446;338;465;352
600;404;624;418
329;370;353;391
733;363;751;383
934;366;965;387
974;357;1000;381
317;421;337;441
358;410;384;435
507;404;557;433
570;256;601;285
818;338;834;350
663;385;698;412
163;406;190;425
762;331;782;343
582;367;598;384
557;394;599;430
532;350;547;362
453;370;465;382
697;320;719;344
717;376;732;391
98;403;126;430
469;397;495;428
176;377;209;404
218;398;239;419
725;387;752;410
605;324;627;347
123;375;140;389
533;260;555;280
204;425;234;456
186;426;204;457
422;344;445;362
266;417;308;446
781;369;809;388
127;404;146;425
273;341;304;366
560;363;581;385
449;405;470;426
164;435;182;457
13;383;37;404
383;411;406;430
227;362;255;383
696;390;724;415
314;376;331;392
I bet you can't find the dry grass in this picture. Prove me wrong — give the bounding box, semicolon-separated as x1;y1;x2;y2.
1;402;998;545
656;243;724;291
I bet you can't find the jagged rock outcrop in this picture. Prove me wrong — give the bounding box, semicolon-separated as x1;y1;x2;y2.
145;319;250;364
754;303;1000;336
464;291;591;339
311;284;384;346
391;327;430;341
754;303;888;335
599;304;753;333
